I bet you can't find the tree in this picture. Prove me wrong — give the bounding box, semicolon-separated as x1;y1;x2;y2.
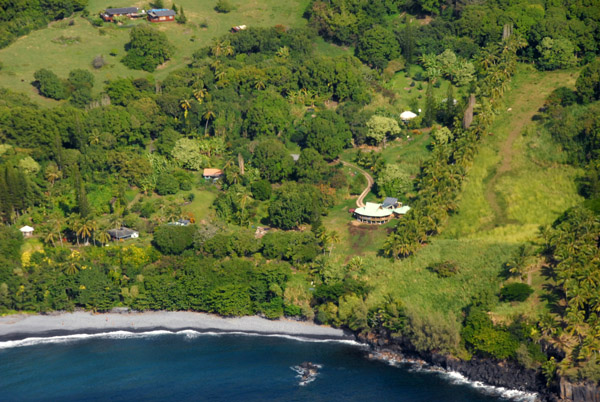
244;91;291;139
155;173;179;195
576;60;600;104
176;6;187;24
376;165;413;198
295;148;330;183
356;26;400;70
299;110;351;160
33;69;68;100
214;0;233;13
152;224;195;254
122;25;173;72
537;37;577;71
366;115;401;147
268;183;324;229
422;81;436;127
171;138;207;171
252;139;294;183
431;126;452;145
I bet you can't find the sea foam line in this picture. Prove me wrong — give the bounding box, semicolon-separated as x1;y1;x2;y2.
0;329;362;350
376;353;538;402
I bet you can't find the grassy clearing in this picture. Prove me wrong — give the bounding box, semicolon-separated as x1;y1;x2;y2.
0;0;310;103
181;185;217;222
444;65;582;241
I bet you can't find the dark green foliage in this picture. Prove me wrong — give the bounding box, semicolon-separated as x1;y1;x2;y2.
155;173;179;195
462;308;520;360
68;69;94;89
214;0;233;13
244;91;292;139
298;110;352;160
152;225;195;254
428;261;460;278
176;6;187;24
105;79;138;106
268;182;329;230
252;139;294;182
33;69;68;100
576;60;600;104
356;25;400;70
0;164;32;223
295;148;330;183
500;283;533;302
251;179;272;201
202;229;260;258
260;231;320;263
122;25;173;72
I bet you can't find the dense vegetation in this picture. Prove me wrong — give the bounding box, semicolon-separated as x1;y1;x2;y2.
0;0;599;392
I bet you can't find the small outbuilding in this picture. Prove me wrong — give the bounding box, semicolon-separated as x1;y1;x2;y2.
400;111;417;122
168;219;191;226
19;225;34;238
101;7;140;22
203;168;224;181
107;227;139;241
147;9;176;22
231;25;247;33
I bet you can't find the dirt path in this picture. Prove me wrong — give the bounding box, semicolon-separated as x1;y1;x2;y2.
483;71;574;228
342;161;374;208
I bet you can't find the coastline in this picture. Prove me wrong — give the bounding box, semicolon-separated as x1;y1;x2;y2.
0;311;355;343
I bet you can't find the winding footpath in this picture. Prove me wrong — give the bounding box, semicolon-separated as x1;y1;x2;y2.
341;161;373;208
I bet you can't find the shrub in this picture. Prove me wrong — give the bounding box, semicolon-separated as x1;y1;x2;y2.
500;283;534;302
122;25;173;72
214;0;233;13
92;55;106;69
33;68;68;100
251;180;272;201
152;224;195;254
155;173;179;195
428;261;460;278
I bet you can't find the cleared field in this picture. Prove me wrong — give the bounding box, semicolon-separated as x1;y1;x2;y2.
0;0;310;103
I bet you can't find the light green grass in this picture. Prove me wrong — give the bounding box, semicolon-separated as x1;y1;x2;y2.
181;186;217;222
444;65;582;241
0;0;310;103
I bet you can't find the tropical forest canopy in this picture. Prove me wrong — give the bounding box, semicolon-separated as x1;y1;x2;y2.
0;0;599;390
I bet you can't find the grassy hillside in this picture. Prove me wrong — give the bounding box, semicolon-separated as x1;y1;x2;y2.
0;0;310;104
324;64;583;322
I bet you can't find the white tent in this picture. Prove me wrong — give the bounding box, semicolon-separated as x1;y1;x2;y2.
400;111;417;121
19;225;34;237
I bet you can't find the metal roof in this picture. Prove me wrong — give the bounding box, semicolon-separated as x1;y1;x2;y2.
355;202;393;218
105;7;138;15
148;9;176;17
382;197;398;208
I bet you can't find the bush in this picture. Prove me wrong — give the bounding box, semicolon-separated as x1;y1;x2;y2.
155;173;179;195
350;173;367;195
214;0;233;13
428;261;460;278
152;224;195;254
500;283;534;302
122;25;173;72
251;180;272;201
33;69;68;100
92;55;106;69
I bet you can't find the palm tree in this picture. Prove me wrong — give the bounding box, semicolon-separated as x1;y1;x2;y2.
193;87;208;103
97;227;111;246
76;217;94;246
203;107;216;135
42;224;59;247
327;230;340;256
44;163;62;188
254;79;266;90
179;99;191;119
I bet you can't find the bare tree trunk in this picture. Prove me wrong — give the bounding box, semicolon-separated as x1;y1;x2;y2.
238;153;245;175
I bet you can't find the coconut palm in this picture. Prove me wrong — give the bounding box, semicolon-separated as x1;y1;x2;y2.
179;99;191;119
203;107;216;135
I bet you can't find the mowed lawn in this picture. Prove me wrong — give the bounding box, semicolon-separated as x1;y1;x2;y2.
0;0;310;104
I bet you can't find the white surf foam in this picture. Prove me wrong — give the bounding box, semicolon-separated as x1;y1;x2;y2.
372;353;538;401
0;329;362;349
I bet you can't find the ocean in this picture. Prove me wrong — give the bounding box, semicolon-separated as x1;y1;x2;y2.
0;331;536;401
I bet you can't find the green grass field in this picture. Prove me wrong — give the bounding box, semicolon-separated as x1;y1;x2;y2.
0;0;310;103
324;64;584;321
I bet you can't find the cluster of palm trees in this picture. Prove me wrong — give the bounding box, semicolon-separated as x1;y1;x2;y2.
383;37;523;259
539;206;600;376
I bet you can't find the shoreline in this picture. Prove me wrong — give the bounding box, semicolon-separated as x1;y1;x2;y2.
0;311;355;343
